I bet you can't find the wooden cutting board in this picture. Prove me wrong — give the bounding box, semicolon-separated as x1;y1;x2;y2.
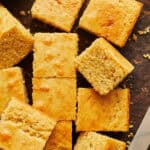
0;0;149;148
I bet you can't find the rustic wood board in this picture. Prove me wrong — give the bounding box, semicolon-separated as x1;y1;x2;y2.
0;0;150;148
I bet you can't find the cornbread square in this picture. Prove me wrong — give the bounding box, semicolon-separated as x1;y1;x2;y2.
45;121;72;150
0;67;27;115
76;88;130;131
0;4;33;69
79;0;143;47
31;0;84;32
33;33;78;78
76;38;134;95
32;78;76;120
74;132;126;150
0;122;50;150
1;99;56;150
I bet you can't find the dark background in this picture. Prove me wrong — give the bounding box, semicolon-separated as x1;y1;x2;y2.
0;0;149;149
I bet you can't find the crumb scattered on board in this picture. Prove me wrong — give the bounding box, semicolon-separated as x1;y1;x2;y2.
19;10;26;16
129;124;134;129
19;10;30;16
138;26;150;35
143;53;150;60
132;34;138;41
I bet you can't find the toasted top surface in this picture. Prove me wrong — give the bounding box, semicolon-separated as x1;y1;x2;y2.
76;88;130;131
79;0;143;47
33;33;78;78
74;132;126;150
45;121;72;150
0;4;32;38
32;78;76;121
31;0;84;31
1;99;56;141
0;67;27;114
0;122;47;150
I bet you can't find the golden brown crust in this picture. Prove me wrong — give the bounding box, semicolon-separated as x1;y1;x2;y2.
76;88;130;131
32;78;76;121
0;67;28;115
31;0;84;32
33;33;78;78
0;5;33;69
76;38;134;95
79;0;143;47
45;121;72;150
74;132;126;150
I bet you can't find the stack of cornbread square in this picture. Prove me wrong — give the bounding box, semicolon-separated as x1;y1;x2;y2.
0;0;143;149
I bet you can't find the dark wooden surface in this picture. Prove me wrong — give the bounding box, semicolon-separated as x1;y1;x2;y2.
0;0;149;148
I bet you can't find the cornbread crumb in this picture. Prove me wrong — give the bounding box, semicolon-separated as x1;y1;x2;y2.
79;0;143;47
76;38;134;95
138;26;150;35
19;10;26;16
129;125;134;128
0;67;27;115
33;33;78;78
31;0;84;32
76;88;130;131
132;34;138;41
45;121;72;150
0;4;33;69
143;53;150;60
32;78;76;121
74;132;126;150
0;99;56;149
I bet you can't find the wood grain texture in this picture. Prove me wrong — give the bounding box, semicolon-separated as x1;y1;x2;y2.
0;0;149;148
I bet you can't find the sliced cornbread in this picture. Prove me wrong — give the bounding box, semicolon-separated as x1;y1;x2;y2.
0;4;33;69
31;0;84;32
76;38;134;95
0;67;27;115
74;132;126;150
33;33;78;78
45;121;72;150
76;88;130;131
0;99;56;150
32;78;76;121
0;122;50;150
79;0;143;47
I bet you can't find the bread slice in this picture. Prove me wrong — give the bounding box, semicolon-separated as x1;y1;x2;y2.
0;122;50;150
74;132;126;150
79;0;143;47
0;67;28;115
32;78;76;121
45;121;72;150
31;0;84;32
0;4;33;69
76;38;134;95
33;33;78;78
0;98;56;150
76;88;130;131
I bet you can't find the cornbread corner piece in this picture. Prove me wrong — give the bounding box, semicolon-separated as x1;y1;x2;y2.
32;78;76;121
0;4;33;69
45;121;72;150
0;122;50;150
76;88;130;131
0;67;28;115
1;98;56;150
76;38;134;95
74;132;126;150
79;0;143;47
31;0;84;32
33;33;78;78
